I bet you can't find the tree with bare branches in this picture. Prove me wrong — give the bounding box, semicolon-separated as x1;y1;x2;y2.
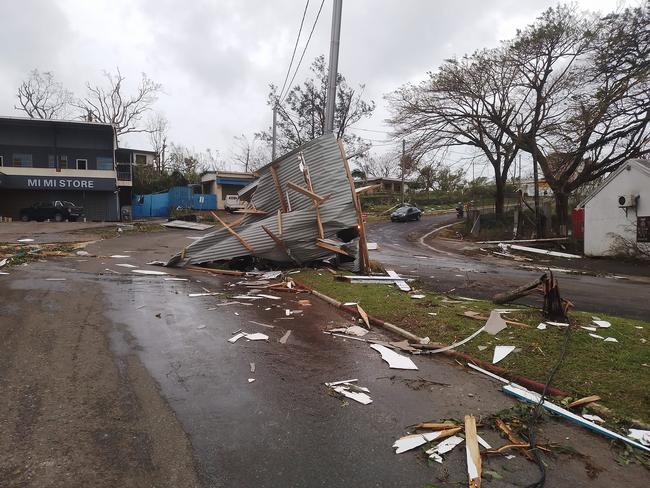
147;113;169;172
387;47;520;218
232;134;269;172
261;56;375;158
15;69;73;119
76;68;162;140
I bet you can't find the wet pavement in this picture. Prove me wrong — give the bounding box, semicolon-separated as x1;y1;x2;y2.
367;214;650;320
1;228;648;487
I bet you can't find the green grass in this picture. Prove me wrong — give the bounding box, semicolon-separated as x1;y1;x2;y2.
297;269;650;423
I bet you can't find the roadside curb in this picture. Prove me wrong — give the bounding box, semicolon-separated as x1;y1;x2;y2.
294;280;569;398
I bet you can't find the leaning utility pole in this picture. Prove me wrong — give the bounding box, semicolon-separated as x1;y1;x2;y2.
271;102;278;161
324;0;343;134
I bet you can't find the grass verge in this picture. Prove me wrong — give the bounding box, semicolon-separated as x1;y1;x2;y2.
296;269;650;424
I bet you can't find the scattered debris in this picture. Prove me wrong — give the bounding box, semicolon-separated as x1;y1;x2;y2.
244;333;269;341
580;325;597;331
279;330;292;344
298;299;312;306
114;263;137;268
325;379;372;405
603;337;619;343
504;244;581;259
256;293;281;300
249;320;275;328
197;324;207;329
162;220;213;231
582;414;605;423
537;323;547;330
17;238;35;242
356;304;370;329
188;292;220;297
164;277;189;281
589;333;605;340
109;254;131;258
593;320;611;328
426;435;464;463
484;310;507;335
131;269;168;276
370;344;418;370
410;294;426;299
248;378;256;383
250;362;256;373
386;269;411;291
503;383;650;453
628;429;650;447
492;345;515;364
0;258;7;267
393;427;462;454
343;325;369;337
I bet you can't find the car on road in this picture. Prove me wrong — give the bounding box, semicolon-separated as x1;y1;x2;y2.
20;201;84;222
390;205;422;222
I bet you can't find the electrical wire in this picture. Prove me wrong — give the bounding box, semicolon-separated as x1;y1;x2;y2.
524;313;573;488
280;0;326;104
278;0;310;101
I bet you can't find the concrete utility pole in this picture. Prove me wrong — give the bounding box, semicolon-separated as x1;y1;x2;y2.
401;139;406;205
271;102;278;161
324;0;343;134
533;156;541;237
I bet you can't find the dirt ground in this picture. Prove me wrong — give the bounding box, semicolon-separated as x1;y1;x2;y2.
0;260;200;487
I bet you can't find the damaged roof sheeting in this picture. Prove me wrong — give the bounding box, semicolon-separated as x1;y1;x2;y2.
168;134;360;267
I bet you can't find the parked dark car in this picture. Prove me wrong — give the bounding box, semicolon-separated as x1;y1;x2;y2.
390;206;422;222
20;201;84;222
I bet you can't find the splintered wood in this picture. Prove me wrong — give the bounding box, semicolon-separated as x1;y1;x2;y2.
465;415;482;488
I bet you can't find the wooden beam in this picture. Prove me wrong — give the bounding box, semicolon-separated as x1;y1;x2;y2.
338;139;370;274
211;212;255;253
316;239;350;256
186;266;245;277
286;181;330;204
277;209;283;237
270;165;287;212
210;211;243;228
261;225;300;265
465;415;482;488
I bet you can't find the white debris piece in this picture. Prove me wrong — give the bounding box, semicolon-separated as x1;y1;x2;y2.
485;310;507;335
546;321;569;327
589;333;604;340
325;380;372;405
17;238;35;242
603;337;619;343
131;269;168;276
250;362;256;373
188;292;220;297
260;270;282;279
344;325;369;337
581;326;598;331
507;244;581;259
366;242;378;250
256;293;281;300
343;302;358;306
250;320;275;329
115;263;137;268
386;269;411;291
505;455;516;460
476;435;492;449
164;277;189;281
426;436;464;463
248;378;256;383
109;255;131;258
410;294;426;299
628;429;650;447
370;344;418;370
582;414;605;423
231;295;263;300
197;324;207;329
537;323;547;330
593;320;612;328
279;330;292;344
393;431;447;454
244;333;269;341
228;332;246;343
76;250;90;256
492;345;516;364
0;258;7;267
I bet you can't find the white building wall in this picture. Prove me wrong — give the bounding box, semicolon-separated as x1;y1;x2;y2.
584;164;650;256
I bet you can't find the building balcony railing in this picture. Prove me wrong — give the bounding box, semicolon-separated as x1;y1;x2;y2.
117;170;132;181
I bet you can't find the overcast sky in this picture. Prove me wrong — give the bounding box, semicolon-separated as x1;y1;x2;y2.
0;0;623;172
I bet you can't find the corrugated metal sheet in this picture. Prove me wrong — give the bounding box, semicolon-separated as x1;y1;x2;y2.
168;134;358;266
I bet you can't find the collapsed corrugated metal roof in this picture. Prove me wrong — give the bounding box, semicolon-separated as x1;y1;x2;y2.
167;134;367;268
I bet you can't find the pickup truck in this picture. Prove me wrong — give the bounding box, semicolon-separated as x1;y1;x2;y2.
224;194;246;212
19;201;84;222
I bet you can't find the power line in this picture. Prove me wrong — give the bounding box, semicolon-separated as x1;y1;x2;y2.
278;0;310;101
280;0;326;104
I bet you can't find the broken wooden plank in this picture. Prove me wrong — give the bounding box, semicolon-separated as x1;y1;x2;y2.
186;266;245;277
270;165;288;212
316;239;350;256
567;395;602;409
211;212;255;253
414;422;459;430
495;418;533;461
277;209;283;236
286;181;330;204
355;183;382;194
356;304;370;329
261;225;300;264
465;415;482;488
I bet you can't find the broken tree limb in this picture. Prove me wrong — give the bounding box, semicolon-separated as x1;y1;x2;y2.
495;418;533;461
286;181;330;205
465;415;482;488
356;303;370;329
211;212;255;253
270;165;287;212
492;274;546;304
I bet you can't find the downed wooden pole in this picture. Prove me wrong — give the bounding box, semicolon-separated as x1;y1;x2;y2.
493;274;546;304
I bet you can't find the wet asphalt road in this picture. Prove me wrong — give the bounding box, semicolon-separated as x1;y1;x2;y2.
366;214;650;320
2;229;648;487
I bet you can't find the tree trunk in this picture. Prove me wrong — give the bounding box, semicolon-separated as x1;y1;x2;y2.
554;191;570;236
495;178;505;220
